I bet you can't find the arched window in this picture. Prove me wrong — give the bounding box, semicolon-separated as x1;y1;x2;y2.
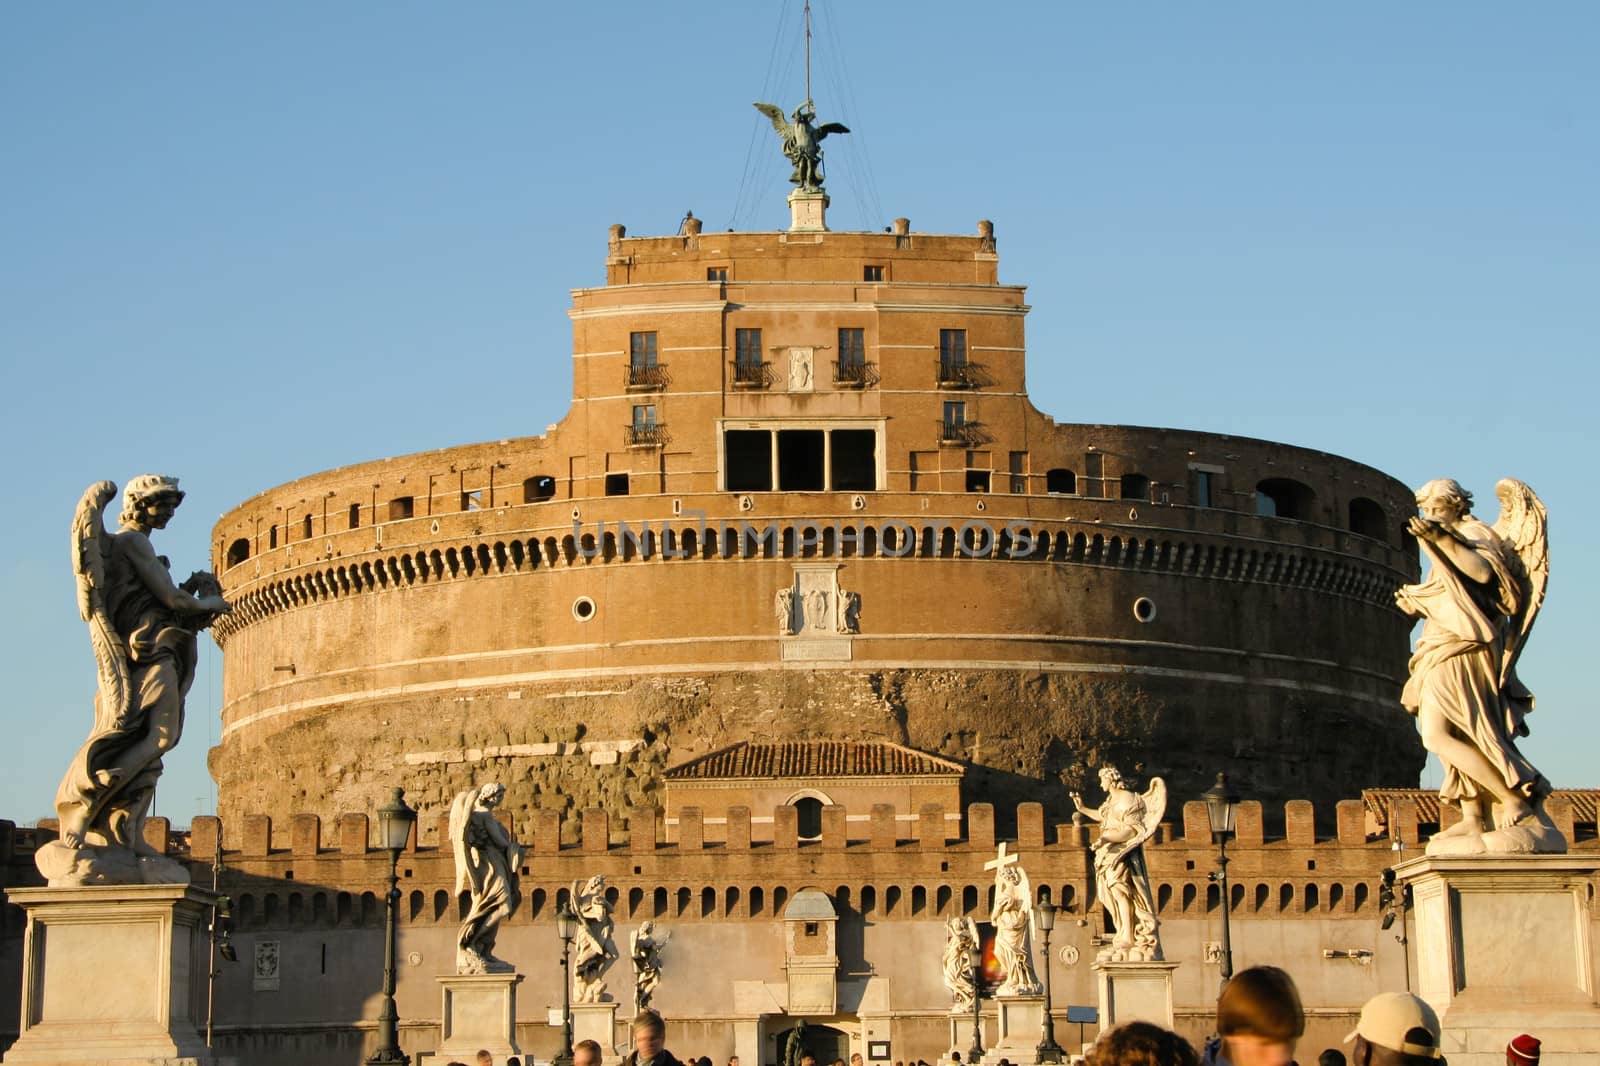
225;538;250;568
1120;473;1151;501
1046;468;1076;495
794;797;824;840
302;514;314;540
1348;497;1388;541
1256;478;1316;520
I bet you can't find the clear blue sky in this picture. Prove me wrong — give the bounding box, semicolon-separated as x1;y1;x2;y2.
3;3;1596;825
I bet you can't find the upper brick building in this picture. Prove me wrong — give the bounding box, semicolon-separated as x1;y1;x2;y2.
206;206;1424;833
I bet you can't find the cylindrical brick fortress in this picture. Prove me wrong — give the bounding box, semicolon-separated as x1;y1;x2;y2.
209;220;1422;831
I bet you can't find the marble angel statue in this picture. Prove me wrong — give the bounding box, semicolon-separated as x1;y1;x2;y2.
571;874;619;1002
1072;767;1166;961
1395;478;1561;855
630;920;671;1015
450;782;524;973
941;915;979;1012
38;477;230;886
989;862;1042;995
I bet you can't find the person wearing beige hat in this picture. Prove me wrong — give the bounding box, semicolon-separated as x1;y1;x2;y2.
1344;992;1445;1065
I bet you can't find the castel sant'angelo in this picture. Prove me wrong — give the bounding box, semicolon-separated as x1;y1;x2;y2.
208;192;1424;836
10;80;1597;1066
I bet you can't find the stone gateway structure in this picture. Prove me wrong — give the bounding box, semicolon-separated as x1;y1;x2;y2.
206;211;1424;835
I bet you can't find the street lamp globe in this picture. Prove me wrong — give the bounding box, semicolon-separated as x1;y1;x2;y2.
375;787;417;853
1203;772;1240;843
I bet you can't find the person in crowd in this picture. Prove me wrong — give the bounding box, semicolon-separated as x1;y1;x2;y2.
479;1052;494;1066
1343;991;1444;1065
574;1039;604;1066
1319;1050;1348;1066
507;1058;522;1066
1088;1021;1199;1066
1506;1035;1539;1066
1200;966;1305;1066
620;1011;686;1066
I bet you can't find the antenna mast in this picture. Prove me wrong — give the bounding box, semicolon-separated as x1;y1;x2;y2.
804;0;812;103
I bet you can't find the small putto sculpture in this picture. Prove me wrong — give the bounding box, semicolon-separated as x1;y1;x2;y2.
571;874;619;1002
449;782;524;973
1072;767;1166;962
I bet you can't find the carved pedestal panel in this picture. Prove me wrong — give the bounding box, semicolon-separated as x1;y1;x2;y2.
438;972;522;1061
5;884;232;1066
1093;960;1179;1032
1395;855;1600;1065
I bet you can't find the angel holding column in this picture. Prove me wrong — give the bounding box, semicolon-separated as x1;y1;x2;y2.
1072;767;1166;962
1395;478;1562;855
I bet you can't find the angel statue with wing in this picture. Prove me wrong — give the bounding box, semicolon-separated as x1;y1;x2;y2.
941;915;979;1013
449;782;524;973
630;919;671;1016
753;100;850;193
37;477;230;886
571;873;619;1002
1395;477;1562;855
989;860;1042;995
1072;767;1167;962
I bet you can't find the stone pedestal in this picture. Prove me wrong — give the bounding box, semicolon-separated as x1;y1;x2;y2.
988;995;1045;1065
788;190;829;232
947;1008;994;1061
4;883;229;1066
572;1000;621;1059
1395;855;1600;1065
1093;960;1179;1032
437;972;522;1061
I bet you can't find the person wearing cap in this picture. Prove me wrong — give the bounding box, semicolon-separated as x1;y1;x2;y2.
1345;991;1444;1064
1505;1034;1539;1065
1200;966;1305;1066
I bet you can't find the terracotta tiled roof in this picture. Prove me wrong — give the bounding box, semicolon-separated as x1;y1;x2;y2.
665;740;964;780
1362;787;1598;826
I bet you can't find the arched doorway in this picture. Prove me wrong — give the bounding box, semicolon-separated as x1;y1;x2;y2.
770;1023;851;1066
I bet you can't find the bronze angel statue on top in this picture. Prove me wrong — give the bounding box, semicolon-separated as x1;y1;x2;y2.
753;100;849;192
1394;477;1560;855
37;477;230;885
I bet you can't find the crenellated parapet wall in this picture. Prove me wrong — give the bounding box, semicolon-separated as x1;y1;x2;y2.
13;796;1590;936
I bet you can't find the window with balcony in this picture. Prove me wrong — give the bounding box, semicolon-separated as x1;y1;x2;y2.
732;327;767;387
628;405;666;446
835;328;875;387
938;329;977;387
628;331;666;389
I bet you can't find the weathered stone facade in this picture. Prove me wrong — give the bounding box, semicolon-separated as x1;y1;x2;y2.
2;795;1595;1064
207;219;1424;831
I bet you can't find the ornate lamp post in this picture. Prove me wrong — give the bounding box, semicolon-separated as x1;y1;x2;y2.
1034;900;1064;1063
1203;772;1241;992
553;901;578;1066
366;787;417;1066
967;938;984;1063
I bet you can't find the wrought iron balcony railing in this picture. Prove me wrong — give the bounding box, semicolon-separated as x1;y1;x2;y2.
937;419;987;446
730;360;772;389
625;365;670;390
833;361;879;388
626;424;669;447
937;361;985;388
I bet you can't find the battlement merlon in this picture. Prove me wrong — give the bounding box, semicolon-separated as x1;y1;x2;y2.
600;218;1004;288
